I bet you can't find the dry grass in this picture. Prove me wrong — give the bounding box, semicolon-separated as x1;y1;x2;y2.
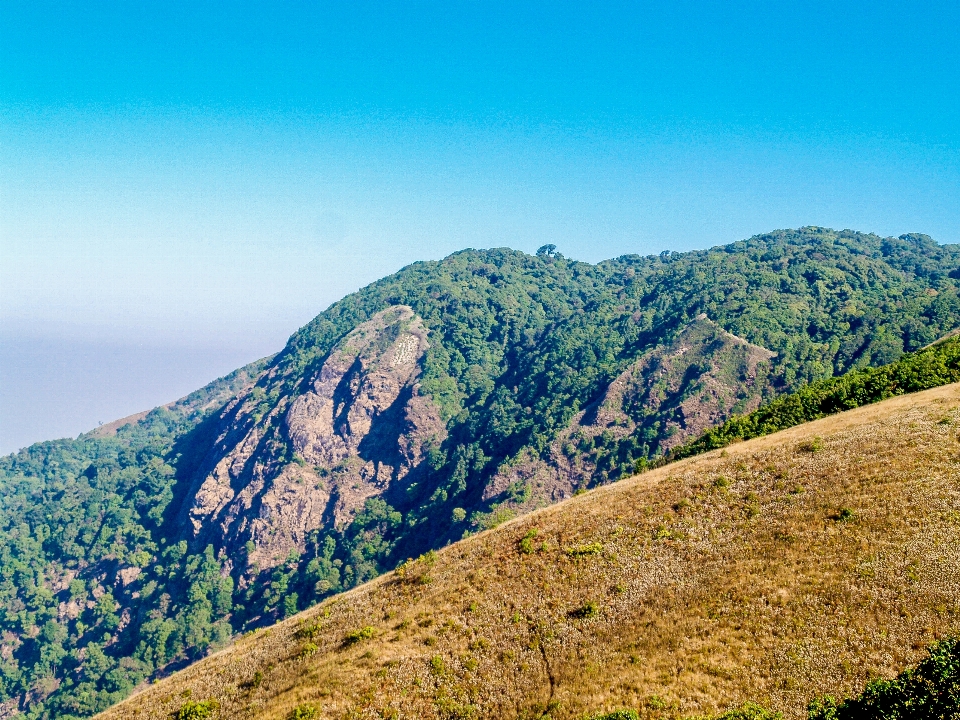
99;383;960;720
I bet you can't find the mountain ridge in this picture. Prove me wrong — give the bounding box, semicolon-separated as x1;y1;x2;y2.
1;226;959;719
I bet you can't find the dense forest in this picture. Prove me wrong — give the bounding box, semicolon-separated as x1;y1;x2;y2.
1;227;959;718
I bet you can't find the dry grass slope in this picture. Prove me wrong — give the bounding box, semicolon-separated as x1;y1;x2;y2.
99;384;960;720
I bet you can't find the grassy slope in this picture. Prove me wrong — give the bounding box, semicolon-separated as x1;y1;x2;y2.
98;383;960;720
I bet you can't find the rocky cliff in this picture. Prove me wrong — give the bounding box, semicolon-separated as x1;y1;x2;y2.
181;306;445;570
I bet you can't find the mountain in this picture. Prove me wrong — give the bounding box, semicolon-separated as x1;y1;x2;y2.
0;227;958;718
96;380;960;720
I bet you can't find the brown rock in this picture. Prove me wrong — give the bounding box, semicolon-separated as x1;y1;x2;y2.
181;306;446;570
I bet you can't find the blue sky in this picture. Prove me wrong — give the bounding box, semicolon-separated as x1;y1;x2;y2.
1;0;959;452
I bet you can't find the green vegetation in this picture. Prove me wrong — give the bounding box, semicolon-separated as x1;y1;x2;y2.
807;637;960;719
591;711;640;720
565;542;604;557
173;699;219;720
518;529;538;554
569;601;600;619
692;705;782;720
0;228;958;718
682;636;960;719
287;704;320;720
670;332;960;461
343;626;376;645
0;360;266;719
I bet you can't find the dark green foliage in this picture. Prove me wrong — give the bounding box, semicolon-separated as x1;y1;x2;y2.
174;699;220;720
671;333;960;461
807;637;960;719
0;228;958;717
591;710;640;720
569;601;600;619
343;626;375;645
288;704;320;720
0;360;266;719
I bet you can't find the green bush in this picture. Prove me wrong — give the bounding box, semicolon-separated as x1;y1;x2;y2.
713;705;782;720
343;626;376;645
591;711;640;720
518;529;538;554
807;636;960;719
569;601;600;619
288;704;320;720
174;699;220;720
565;542;603;557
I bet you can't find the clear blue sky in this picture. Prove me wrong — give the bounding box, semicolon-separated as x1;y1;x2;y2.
1;0;959;452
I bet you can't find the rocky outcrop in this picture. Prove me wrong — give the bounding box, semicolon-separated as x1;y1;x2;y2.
285;305;445;525
182;306;445;570
582;313;777;451
484;315;776;506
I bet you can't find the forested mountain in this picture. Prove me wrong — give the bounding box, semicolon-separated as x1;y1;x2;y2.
1;227;958;718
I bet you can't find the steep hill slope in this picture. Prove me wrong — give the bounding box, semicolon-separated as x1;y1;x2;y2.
98;382;960;720
1;227;959;718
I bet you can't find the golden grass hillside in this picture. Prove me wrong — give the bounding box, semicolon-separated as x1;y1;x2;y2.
99;384;960;720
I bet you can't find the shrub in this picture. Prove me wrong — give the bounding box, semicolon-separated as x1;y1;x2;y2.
710;704;782;720
569;601;600;619
591;710;640;720
297;642;319;659
835;507;855;522
343;626;376;645
174;699;220;720
518;529;538;554
294;621;322;640
288;704;320;720
565;542;603;557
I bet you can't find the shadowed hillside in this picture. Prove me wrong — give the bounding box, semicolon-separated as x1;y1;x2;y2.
98;382;960;720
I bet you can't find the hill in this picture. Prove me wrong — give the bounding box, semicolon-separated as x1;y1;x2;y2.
1;227;959;718
97;382;960;719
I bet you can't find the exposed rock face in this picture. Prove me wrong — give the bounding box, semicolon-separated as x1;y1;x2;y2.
285;306;444;525
484;314;776;506
581;313;777;452
182;306;445;570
